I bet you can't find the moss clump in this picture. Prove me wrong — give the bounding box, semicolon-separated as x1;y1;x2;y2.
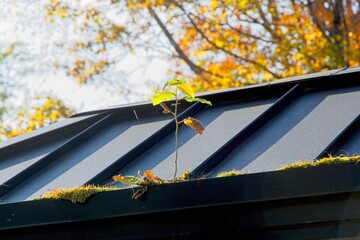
278;155;360;171
35;185;117;203
216;169;244;178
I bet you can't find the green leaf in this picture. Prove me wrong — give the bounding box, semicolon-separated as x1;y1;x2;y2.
184;96;195;102
184;97;212;106
152;92;175;106
177;83;195;98
166;79;186;86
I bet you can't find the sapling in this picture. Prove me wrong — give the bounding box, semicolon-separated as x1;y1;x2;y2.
152;79;211;181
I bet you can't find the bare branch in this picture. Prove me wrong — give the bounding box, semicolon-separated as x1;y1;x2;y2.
254;1;273;33
306;1;333;43
169;0;281;79
147;6;205;75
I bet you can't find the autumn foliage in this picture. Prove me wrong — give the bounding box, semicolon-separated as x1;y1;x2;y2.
44;0;359;91
0;96;75;140
1;0;359;140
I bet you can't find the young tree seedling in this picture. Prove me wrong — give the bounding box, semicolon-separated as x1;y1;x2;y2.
152;79;211;181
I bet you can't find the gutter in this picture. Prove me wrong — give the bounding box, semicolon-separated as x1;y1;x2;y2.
1;162;360;239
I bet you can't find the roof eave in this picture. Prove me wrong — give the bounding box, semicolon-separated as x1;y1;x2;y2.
1;161;360;238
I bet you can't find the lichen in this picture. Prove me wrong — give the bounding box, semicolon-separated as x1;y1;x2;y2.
216;169;244;178
35;185;117;203
277;155;360;171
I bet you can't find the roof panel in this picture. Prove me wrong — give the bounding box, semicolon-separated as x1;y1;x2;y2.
336;127;360;156
0;136;73;184
3;115;171;202
116;98;276;181
212;85;360;175
0;67;359;204
0;114;100;150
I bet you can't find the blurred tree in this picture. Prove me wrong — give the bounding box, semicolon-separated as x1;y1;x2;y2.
0;96;75;140
0;4;78;141
44;0;359;91
0;42;75;140
1;0;359;140
0;44;16;122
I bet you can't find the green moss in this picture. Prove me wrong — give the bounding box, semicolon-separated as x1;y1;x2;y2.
277;155;360;171
216;169;244;178
35;185;117;203
34;156;360;203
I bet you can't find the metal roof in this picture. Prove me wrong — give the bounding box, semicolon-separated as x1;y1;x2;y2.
0;67;360;239
0;67;359;203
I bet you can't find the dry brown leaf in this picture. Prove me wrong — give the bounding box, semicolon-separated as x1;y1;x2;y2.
183;117;204;134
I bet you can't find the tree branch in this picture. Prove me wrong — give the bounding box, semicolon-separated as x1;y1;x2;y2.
254;1;273;33
169;0;281;79
306;1;333;43
147;6;205;75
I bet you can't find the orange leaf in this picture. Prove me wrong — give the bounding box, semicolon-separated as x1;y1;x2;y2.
183;117;204;134
144;170;160;181
112;175;122;182
112;175;137;185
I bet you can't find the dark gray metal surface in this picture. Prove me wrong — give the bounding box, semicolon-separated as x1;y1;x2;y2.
0;114;100;185
117;98;276;181
212;86;360;175
0;67;359;203
0;137;73;185
337;128;360;156
3;115;171;202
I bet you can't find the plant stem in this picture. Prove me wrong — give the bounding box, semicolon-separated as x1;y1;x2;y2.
173;91;179;181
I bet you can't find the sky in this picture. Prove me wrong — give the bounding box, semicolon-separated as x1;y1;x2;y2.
0;1;169;113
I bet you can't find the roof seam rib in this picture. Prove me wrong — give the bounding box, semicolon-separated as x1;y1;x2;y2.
191;83;304;178
317;114;360;159
0;111;118;198
328;66;349;78
85;101;207;186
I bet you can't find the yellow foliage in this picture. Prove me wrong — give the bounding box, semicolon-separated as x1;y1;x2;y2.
44;0;360;92
211;0;218;9
54;9;68;17
6;45;13;54
95;33;104;43
0;96;75;140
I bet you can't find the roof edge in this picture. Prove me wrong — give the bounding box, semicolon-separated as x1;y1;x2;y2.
1;161;359;231
72;66;360;117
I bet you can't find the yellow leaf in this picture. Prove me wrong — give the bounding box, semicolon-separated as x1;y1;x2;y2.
55;9;68;17
211;0;218;9
85;68;95;75
215;39;224;48
152;92;175;105
177;84;195;98
112;175;136;185
180;170;190;180
183;117;204;134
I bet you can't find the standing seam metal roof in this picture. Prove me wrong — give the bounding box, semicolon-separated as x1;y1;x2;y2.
0;67;359;203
